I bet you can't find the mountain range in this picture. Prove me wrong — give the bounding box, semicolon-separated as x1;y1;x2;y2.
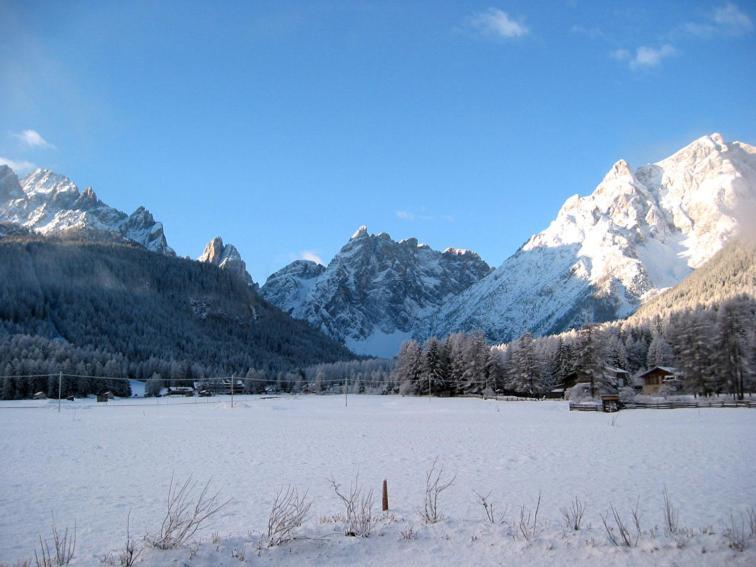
261;227;491;356
1;132;754;358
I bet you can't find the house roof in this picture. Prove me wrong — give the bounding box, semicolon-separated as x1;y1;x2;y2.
639;366;680;378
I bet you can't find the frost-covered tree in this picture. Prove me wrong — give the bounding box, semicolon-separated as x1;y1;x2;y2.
508;332;541;396
646;333;674;368
717;296;752;400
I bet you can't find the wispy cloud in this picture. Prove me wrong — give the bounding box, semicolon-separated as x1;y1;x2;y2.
13;129;55;149
713;2;753;35
298;250;324;265
612;44;678;69
0;156;35;173
678;2;753;38
466;8;529;39
396;209;454;223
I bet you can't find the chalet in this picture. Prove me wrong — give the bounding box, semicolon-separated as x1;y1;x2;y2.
638;367;682;395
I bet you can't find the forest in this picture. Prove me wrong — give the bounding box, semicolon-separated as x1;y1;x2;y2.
0;238;354;398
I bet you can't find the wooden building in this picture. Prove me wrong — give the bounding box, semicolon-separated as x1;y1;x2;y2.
638;366;681;395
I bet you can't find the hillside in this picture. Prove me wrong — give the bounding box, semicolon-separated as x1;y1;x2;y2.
0;237;353;384
427;133;756;343
630;237;756;322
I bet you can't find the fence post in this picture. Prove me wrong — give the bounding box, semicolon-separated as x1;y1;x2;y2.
231;376;234;408
382;479;389;512
344;376;348;407
58;371;62;413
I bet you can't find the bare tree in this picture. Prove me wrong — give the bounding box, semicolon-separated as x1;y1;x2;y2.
473;491;504;524
601;501;641;547
34;519;76;567
148;475;230;550
422;458;456;524
517;492;542;541
265;486;312;547
561;496;586;531
662;487;679;536
328;474;376;537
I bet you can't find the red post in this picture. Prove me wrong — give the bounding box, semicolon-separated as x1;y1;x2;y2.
382;479;389;512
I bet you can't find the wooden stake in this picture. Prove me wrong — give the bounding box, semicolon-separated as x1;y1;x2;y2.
382;479;389;512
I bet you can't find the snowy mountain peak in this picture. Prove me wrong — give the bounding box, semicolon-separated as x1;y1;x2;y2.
198;236;254;286
22;168;78;196
262;229;491;356
0;166;174;255
428;133;756;343
351;225;369;239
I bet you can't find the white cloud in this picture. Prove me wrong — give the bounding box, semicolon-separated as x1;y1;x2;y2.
13;129;55;149
678;2;753;38
396;210;415;221
713;2;753;35
0;156;35;173
613;45;678;69
299;250;324;265
467;8;529;39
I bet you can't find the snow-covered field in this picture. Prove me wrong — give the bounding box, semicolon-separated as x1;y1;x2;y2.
1;395;755;565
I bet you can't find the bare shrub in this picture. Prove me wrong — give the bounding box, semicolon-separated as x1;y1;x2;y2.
422;458;455;524
473;491;506;524
662;487;679;536
723;509;756;552
473;491;499;524
265;485;312;547
148;475;230;550
328;474;376;537
561;496;586;531
34;520;76;567
517;492;542;541
400;525;416;541
116;512;142;567
601;502;641;547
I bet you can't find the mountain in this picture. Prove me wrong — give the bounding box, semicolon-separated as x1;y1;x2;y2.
427;133;756;343
0;237;353;379
261;226;492;356
629;236;756;323
198;236;254;286
0;166;173;255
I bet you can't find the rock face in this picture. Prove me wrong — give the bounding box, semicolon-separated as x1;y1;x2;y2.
261;227;492;356
0;166;174;255
427;133;756;343
198;236;254;286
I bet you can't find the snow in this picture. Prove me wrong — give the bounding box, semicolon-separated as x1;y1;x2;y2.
430;133;756;342
1;395;754;565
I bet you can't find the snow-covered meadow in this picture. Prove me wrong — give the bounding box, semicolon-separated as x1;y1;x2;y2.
1;395;755;565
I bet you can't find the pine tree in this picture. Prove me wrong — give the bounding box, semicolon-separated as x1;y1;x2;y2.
509;332;541;396
717;296;751;400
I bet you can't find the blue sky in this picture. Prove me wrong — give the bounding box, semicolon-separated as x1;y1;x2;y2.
1;1;755;282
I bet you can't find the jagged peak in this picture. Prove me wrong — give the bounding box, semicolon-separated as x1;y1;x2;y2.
21;168;78;195
443;247;478;258
400;237;419;247
602;159;634;182
351;225;368;239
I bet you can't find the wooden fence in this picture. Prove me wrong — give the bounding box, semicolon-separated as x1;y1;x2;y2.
570;399;756;411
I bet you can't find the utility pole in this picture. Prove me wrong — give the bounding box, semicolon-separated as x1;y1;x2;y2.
428;374;432;399
58;371;62;413
344;376;348;407
230;376;235;408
